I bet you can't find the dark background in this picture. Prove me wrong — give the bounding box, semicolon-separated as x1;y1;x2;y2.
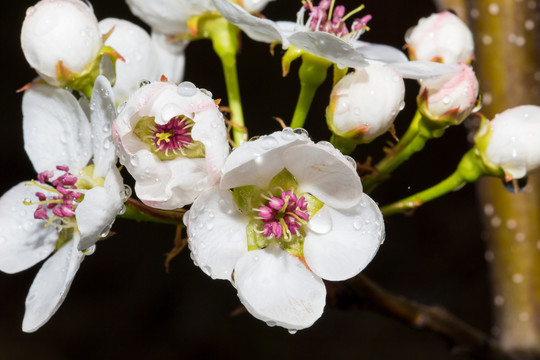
0;1;490;359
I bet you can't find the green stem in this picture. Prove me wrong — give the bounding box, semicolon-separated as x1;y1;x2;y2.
380;149;486;217
362;111;425;193
208;19;245;146
290;54;331;129
118;198;184;226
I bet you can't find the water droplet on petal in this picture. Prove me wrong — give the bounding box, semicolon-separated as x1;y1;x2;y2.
503;177;528;193
177;81;198;97
260;136;279;150
307;206;332;234
281;127;295;141
266;321;276;327
117;204;126;215
344;155;357;170
130;155;139;167
293;128;309;138
82;244;96;255
248;136;260;142
138;80;151;88
288;329;298;334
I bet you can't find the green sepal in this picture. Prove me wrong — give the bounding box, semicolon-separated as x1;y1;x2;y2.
56;228;75;251
282;46;304;77
470;114;505;178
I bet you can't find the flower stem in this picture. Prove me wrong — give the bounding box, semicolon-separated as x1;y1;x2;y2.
119;197;184;226
290;54;331;129
380;148;486;217
207;19;246;146
363;111;443;194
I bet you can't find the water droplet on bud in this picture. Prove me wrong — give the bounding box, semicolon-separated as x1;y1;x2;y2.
503;177;528;193
177;81;198;97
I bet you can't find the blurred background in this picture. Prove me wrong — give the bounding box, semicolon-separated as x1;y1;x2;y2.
0;0;490;359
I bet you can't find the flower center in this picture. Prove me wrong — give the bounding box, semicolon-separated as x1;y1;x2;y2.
23;165;104;229
24;166;83;227
299;0;372;40
134;115;205;161
255;189;310;241
153;116;193;152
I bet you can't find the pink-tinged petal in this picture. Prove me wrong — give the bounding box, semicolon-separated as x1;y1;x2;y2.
90;75;117;178
22;83;92;173
213;0;287;46
187;188;248;281
354;41;408;64
220;130;310;189
304;194;384;281
288;31;368;68
151;32;188;84
22;236;84;332
76;167;123;251
0;183;57;274
389;61;461;80
283;143;362;209
234;244;326;330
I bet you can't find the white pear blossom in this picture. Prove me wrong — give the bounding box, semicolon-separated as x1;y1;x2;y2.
186;129;385;330
99;18;162;103
112;80;229;210
405;11;474;64
479;105;540;180
418;63;479;126
0;76;124;332
327;64;405;143
21;0;102;86
213;0;459;78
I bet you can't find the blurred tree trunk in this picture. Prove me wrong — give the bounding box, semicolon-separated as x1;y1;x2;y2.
436;0;540;358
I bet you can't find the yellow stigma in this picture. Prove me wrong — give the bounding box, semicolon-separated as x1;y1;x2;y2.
156;132;173;144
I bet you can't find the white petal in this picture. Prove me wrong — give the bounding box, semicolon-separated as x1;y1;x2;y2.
304;194;384;281
90;75;117;178
220;130;310;189
213;0;286;46
23;82;92;173
242;0;274;13
282;143;362;209
151;32;188;84
99;18;161;103
288;31;368;68
389;61;461;79
0;183;57;274
22;236;84;332
235;244;326;330
354;41;408;64
187;188;248;280
76;167;123;250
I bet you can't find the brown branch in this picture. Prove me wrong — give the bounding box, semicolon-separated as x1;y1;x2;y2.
327;274;518;360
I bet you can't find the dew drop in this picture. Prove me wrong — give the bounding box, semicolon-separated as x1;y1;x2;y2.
117;101;127;113
248;136;260;142
399;100;405;111
177;81;198;97
206;223;214;230
123;184;132;200
307;207;332;234
130;155;139;167
138;80;151;88
344;155;357;169
503;177;528;194
281;127;295;141
293;128;309;138
352;216;362;231
288;329;298;335
83;244;96;255
118;204;126;215
317;140;333;148
26;6;35;17
442;96;450;105
266;321;276;327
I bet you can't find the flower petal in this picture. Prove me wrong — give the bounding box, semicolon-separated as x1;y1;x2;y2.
76;166;123;250
220;129;310;190
22;236;84;332
288;31;368;68
304;194;384;281
90;75;117;178
0;183;57;274
354;41;408;64
22;82;92;173
389;61;461;79
151;32;188;84
187;187;248;281
282;143;362;209
99;18;161;103
213;0;286;46
234;244;326;330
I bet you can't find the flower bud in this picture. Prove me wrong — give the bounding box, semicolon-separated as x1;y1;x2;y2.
417;63;479;126
405;11;474;64
21;0;102;86
327;64;405;143
476;105;540;180
99;18;161;103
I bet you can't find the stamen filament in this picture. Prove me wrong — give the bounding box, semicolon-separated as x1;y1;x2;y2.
341;4;365;22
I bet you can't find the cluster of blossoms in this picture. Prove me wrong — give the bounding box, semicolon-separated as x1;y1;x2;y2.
2;0;540;336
